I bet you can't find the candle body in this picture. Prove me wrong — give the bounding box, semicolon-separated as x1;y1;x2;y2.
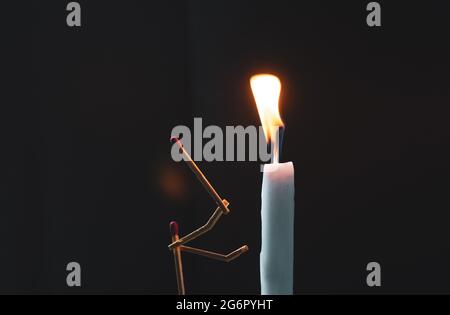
260;162;295;295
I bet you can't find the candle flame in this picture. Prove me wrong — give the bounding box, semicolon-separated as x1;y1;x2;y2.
250;74;284;163
250;74;284;143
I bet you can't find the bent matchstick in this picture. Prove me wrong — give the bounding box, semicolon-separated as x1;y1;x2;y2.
168;200;229;250
180;245;249;263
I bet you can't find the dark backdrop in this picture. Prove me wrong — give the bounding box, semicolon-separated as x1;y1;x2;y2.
1;0;449;294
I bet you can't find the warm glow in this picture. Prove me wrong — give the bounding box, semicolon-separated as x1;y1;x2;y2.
250;74;284;143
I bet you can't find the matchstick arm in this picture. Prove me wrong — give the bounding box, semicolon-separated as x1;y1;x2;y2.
180;245;249;262
168;200;230;250
171;138;231;215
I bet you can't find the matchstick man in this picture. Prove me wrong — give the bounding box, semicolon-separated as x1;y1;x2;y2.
168;138;248;295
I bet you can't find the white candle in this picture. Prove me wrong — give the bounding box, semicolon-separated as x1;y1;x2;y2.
250;74;295;295
261;162;295;294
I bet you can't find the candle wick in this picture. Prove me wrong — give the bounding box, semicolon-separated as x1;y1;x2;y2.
271;126;282;164
273;142;279;164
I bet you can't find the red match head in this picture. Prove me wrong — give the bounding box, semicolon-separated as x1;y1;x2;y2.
170;221;179;236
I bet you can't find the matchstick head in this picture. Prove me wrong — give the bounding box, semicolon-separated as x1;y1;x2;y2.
170;221;179;236
170;137;184;151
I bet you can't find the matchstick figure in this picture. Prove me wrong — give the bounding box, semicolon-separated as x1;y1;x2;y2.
168;138;249;295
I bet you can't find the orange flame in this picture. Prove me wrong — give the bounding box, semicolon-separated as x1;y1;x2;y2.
250;74;284;163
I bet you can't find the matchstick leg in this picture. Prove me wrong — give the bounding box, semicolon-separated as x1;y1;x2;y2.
170;221;185;295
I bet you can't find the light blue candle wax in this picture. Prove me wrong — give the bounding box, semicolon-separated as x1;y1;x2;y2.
260;162;295;295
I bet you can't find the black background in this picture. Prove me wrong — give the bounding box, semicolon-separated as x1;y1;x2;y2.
1;0;449;294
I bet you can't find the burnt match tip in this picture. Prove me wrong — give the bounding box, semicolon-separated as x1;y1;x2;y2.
170;221;179;236
170;137;180;143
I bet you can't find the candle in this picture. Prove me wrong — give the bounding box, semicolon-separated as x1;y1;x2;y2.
250;74;295;295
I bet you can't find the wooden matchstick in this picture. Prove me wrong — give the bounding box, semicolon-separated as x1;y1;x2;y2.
168;200;229;250
180;245;249;262
171;137;230;214
170;221;185;295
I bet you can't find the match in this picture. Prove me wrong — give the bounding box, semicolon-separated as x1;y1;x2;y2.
180;245;249;263
171;137;230;214
170;221;185;295
168;200;229;250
